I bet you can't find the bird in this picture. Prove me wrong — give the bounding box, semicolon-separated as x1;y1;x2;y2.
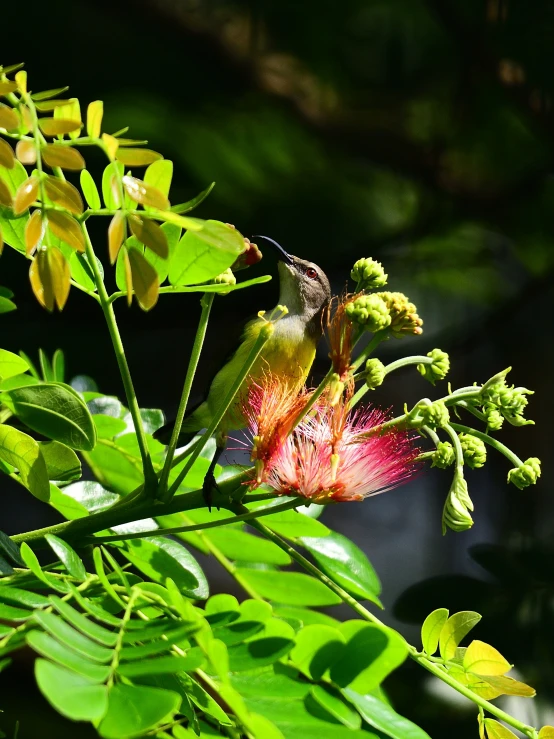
155;236;331;505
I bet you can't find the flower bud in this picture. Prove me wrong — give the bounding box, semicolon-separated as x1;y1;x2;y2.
431;441;455;468
442;470;474;534
414;400;449;429
507;457;541;490
483;403;504;431
212;268;236;290
418;348;450;385
231;237;263;272
376;291;423;338
458;432;487;469
351;257;388;290
365;358;386;390
345;294;391;333
481;368;534;427
327;373;345;406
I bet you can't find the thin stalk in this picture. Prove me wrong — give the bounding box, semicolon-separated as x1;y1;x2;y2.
291;368;333;429
165;327;273;499
80;221;156;492
351;330;388;371
383;355;432;374
450;422;524;467
158;293;214;501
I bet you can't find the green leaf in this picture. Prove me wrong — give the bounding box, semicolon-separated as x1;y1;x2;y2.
84;440;143;495
170;182;215;214
0;530;24;566
0;295;16;313
249;713;286;739
300;532;381;606
213;620;265;646
2;382;96;451
483;719;519;739
463;640;511;676
0;212;26;253
70;252;102;292
330;622;408;694
61;480;118;513
253;504;329;539
343;690;432;739
0;349;28;380
35;659;108;721
102;161;124;210
272;605;339;629
421;608;449;656
0;424;49;501
235;569;342;606
48;483;93;520
39;441;81;482
0;586;49;609
122;537;209;600
439;611;482;660
205;528;291;565
0;159;28;195
228;636;295;671
142;222;181;283
34;611;113;662
290;625;345;680
98;683;181;739
80;169;101;210
230;669;311;700
144;159;173;204
168;220;244;286
311;685;361;730
45;535;87;580
117;655;195;678
27;631;111;683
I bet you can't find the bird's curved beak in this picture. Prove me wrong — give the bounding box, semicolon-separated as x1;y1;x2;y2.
252;235;294;266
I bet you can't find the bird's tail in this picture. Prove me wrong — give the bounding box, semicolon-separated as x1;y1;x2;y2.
153;422;196;446
153;400;211;446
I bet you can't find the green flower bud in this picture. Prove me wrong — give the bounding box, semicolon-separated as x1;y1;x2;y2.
345;294;391;333
414;400;449;429
459;432;487;469
418;348;450;385
442;471;473;534
483;403;504;431
431;441;455;469
481;368;534;427
376;291;423;338
351;257;388;290
212;268;236;288
507;457;541;490
365;358;386;390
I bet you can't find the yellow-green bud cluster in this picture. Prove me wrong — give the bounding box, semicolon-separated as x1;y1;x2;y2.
483;404;504;431
345;294;391;333
442;470;474;534
459;433;487;469
365;358;386;390
212;268;236;289
507;457;541;490
351;258;388;291
376;291;423;338
431;441;455;469
414;400;449;429
480;368;534;428
418;348;450;385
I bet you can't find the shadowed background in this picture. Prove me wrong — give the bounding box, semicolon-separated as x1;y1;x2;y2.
0;0;553;736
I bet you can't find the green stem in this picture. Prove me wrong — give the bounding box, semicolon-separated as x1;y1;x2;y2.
249;511;538;738
351;330;388;371
80;221;156;493
291;369;333;429
383;355;431;374
158;293;214;501
450;422;524;467
166;326;274;499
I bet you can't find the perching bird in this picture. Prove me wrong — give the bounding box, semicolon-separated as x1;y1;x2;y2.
155;236;331;503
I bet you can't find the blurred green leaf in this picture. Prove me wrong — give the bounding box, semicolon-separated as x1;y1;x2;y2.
0;349;28;380
310;685;361;730
0;423;49;501
35;659;108;721
343;690;432;739
421;608;449;656
80;169;101;210
235;570;341;606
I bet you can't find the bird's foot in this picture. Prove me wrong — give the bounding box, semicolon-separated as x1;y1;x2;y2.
202;472;221;512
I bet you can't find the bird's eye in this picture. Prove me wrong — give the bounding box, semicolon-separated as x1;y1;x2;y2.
306;267;318;279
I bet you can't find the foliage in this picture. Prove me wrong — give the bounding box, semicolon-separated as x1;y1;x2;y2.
0;64;547;739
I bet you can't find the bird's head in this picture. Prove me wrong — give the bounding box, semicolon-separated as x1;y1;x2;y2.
253;236;331;322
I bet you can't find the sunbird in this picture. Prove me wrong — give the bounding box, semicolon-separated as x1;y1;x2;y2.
156;236;331;503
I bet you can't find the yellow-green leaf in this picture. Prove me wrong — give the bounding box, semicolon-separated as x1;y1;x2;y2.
476;674;536;698
31;87;69;101
86;101;103;138
0;177;13;208
0;138;15;168
483;719;518;739
44;176;83;215
48;211;85;253
463;640;511;676
0;103;19;131
116;148;162;167
42;144;85;171
14;176;39;214
439;611;481;661
25;209;45;255
108;211;125;264
48;247;71;310
128;214;168;258
122;175;169;210
128;247;159;311
0;225;3;255
0;81;18;95
15;140;36;165
0;423;49;501
539;728;554;738
144;159;173;202
39;118;82;136
421;608;448;656
122;249;132;306
29;249;54;311
80;169;101;210
34;99;74;112
102;133;118;161
15;70;26;94
54;99;81;140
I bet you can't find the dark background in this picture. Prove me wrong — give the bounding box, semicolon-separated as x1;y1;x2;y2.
1;0;553;736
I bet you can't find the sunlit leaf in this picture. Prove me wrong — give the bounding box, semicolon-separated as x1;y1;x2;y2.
0;138;15;168
98;683;180;739
31;86;69;101
483;719;518;739
0;103;19;131
39;118;82;136
290;624;345;680
35;660;108;721
14;175;39;214
44;176;83;215
48;210;85;253
14;70;26;94
86;100;103;139
45;534;86;580
53;99;81;140
42;144;85;171
49;247;71;310
102;132;119;161
15;139;36;165
101;161;123;209
0;349;28;380
421;608;449;656
29;248;54;310
311;685;361;730
25;208;45;254
116;148;163;166
80;169;101;210
539;728;554;738
108;211;125;264
128;247;159;311
0;177;13;208
122;175;169;210
0;423;49;500
171;182;215;214
39;440;81;482
144;159;173;206
475;674;536;697
0;81;18;95
344;690;432;739
236;569;341;606
439;611;481;661
34;99;74;112
128;214;168;257
463;640;511;676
